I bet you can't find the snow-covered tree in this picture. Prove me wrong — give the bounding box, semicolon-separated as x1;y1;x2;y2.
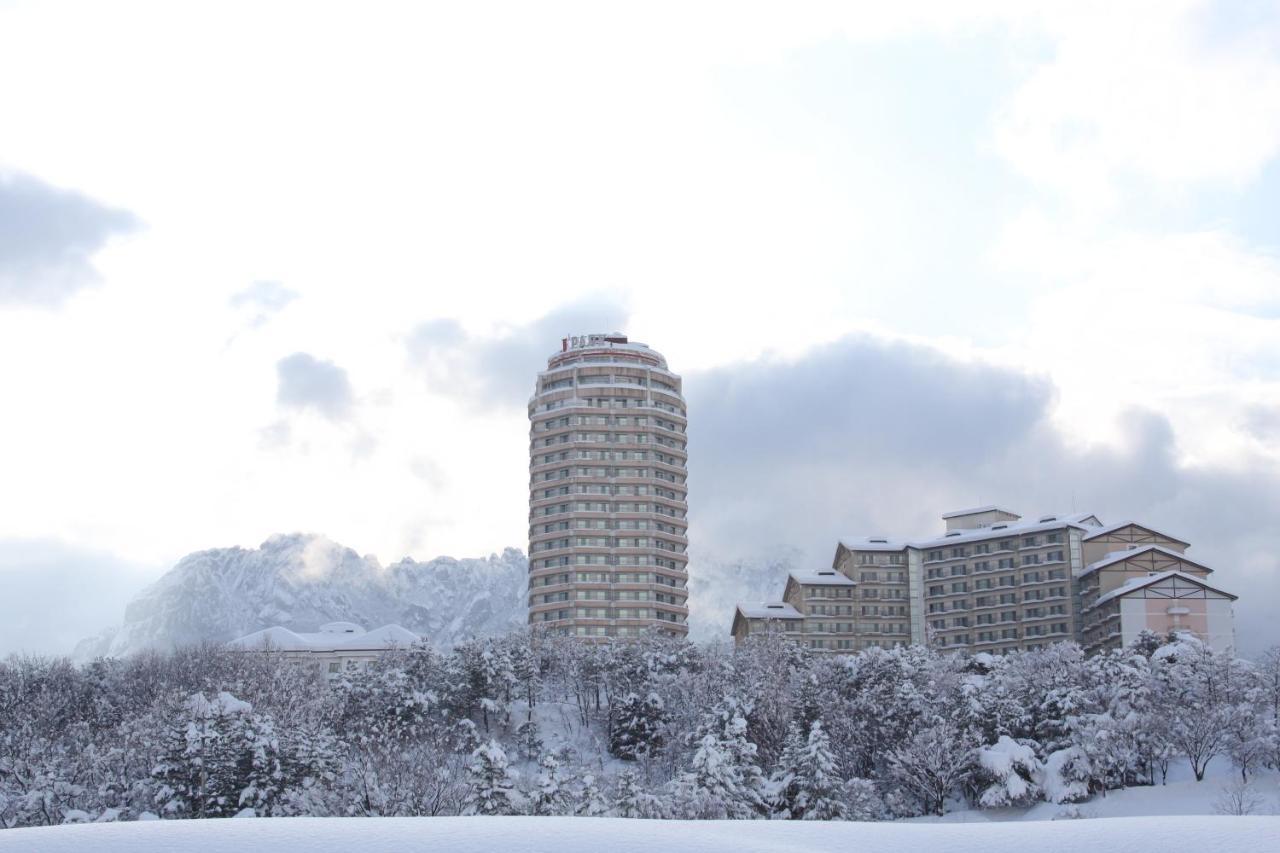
1041;746;1091;804
885;718;976;816
574;773;609;816
612;768;664;819
771;721;845;819
463;740;520;816
974;736;1042;807
529;753;570;816
608;692;665;760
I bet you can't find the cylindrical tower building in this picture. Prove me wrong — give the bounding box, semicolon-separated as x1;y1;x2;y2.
527;332;689;639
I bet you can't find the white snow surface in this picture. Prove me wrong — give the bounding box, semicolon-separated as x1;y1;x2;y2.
1;815;1274;853
227;623;420;652
734;602;804;619
788;570;855;586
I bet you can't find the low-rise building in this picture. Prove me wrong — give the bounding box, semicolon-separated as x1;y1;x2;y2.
227;621;419;679
732;507;1238;656
783;570;858;652
731;603;804;644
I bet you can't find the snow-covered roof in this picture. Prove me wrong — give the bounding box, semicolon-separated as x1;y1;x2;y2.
788;570;855;586
1079;545;1213;578
838;536;907;552
941;505;1021;520
910;512;1102;549
1081;521;1190;546
228;623;420;653
319;621;364;634
734;602;804;620
1092;570;1238;608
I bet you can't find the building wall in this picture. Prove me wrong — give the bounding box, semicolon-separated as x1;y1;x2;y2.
734;512;1239;657
920;525;1075;654
787;580;858;652
527;336;689;639
833;548;912;651
1080;526;1187;567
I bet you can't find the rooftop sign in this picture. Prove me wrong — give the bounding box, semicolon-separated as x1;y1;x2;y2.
561;333;627;351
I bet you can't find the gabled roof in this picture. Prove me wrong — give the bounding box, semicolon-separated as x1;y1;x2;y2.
734;602;803;620
1093;570;1238;608
1082;520;1190;546
788;570;855;587
1079;545;1214;578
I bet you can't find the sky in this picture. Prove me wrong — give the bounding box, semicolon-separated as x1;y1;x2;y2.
1;0;1278;655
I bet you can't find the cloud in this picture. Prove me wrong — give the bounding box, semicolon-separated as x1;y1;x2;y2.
406;296;629;409
993;2;1280;208
230;280;299;327
1238;404;1280;444
0;539;159;656
0;170;139;307
275;352;355;421
685;333;1280;655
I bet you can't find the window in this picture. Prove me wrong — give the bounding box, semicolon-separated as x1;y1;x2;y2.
327;662;339;673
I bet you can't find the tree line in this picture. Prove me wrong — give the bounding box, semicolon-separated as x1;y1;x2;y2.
1;630;1277;827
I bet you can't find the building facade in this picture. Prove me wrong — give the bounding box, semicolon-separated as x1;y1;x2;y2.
227;621;420;680
733;507;1237;656
527;332;689;639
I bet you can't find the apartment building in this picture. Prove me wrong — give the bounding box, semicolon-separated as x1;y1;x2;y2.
832;538;915;650
527;333;689;639
732;507;1237;656
1076;523;1236;654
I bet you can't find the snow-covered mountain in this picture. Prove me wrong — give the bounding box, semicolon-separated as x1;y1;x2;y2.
73;534;528;660
72;533;806;658
684;546;803;642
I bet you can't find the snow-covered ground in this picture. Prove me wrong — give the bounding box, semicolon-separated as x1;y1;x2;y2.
911;764;1280;823
1;815;1276;853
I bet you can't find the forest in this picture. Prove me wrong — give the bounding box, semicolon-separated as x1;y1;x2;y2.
2;630;1278;827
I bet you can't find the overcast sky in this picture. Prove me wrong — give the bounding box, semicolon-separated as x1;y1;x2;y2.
1;1;1277;655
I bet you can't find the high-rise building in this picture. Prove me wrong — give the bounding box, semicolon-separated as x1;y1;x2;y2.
527;333;689;639
733;507;1238;656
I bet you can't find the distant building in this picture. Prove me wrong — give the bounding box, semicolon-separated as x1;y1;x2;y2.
527;332;689;639
730;602;804;644
227;621;419;679
732;507;1237;656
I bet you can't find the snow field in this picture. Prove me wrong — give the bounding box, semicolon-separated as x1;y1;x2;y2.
1;815;1276;853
